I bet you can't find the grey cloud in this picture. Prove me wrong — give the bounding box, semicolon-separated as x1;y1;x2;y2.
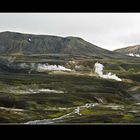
0;13;140;50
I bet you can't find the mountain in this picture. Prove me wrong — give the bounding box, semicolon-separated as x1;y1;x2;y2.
114;45;140;55
0;31;128;59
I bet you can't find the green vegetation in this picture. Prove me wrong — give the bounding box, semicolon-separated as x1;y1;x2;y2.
0;31;140;123
0;67;138;123
0;55;140;123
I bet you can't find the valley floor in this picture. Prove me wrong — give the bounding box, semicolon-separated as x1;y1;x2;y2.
0;70;139;124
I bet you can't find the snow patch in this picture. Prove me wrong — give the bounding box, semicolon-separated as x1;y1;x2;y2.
82;103;99;108
9;88;64;94
127;53;140;57
38;89;64;94
102;105;124;110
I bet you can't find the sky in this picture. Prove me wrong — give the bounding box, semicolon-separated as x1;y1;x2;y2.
0;13;140;50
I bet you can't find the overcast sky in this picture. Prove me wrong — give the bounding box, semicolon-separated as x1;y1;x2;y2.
0;13;140;50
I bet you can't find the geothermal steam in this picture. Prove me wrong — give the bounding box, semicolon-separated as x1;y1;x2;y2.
94;62;122;81
36;64;71;72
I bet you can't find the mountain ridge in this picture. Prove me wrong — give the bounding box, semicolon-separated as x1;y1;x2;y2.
0;31;130;59
114;45;140;55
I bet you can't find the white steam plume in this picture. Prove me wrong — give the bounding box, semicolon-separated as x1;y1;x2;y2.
19;63;29;68
94;62;104;76
36;64;71;72
94;62;122;81
7;57;16;63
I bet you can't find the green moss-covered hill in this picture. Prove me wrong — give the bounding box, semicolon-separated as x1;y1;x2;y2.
0;31;129;59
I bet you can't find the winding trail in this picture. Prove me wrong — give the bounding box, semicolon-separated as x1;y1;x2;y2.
24;102;127;124
25;103;99;124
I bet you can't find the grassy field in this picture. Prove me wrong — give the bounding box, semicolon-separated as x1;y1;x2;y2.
0;55;140;123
